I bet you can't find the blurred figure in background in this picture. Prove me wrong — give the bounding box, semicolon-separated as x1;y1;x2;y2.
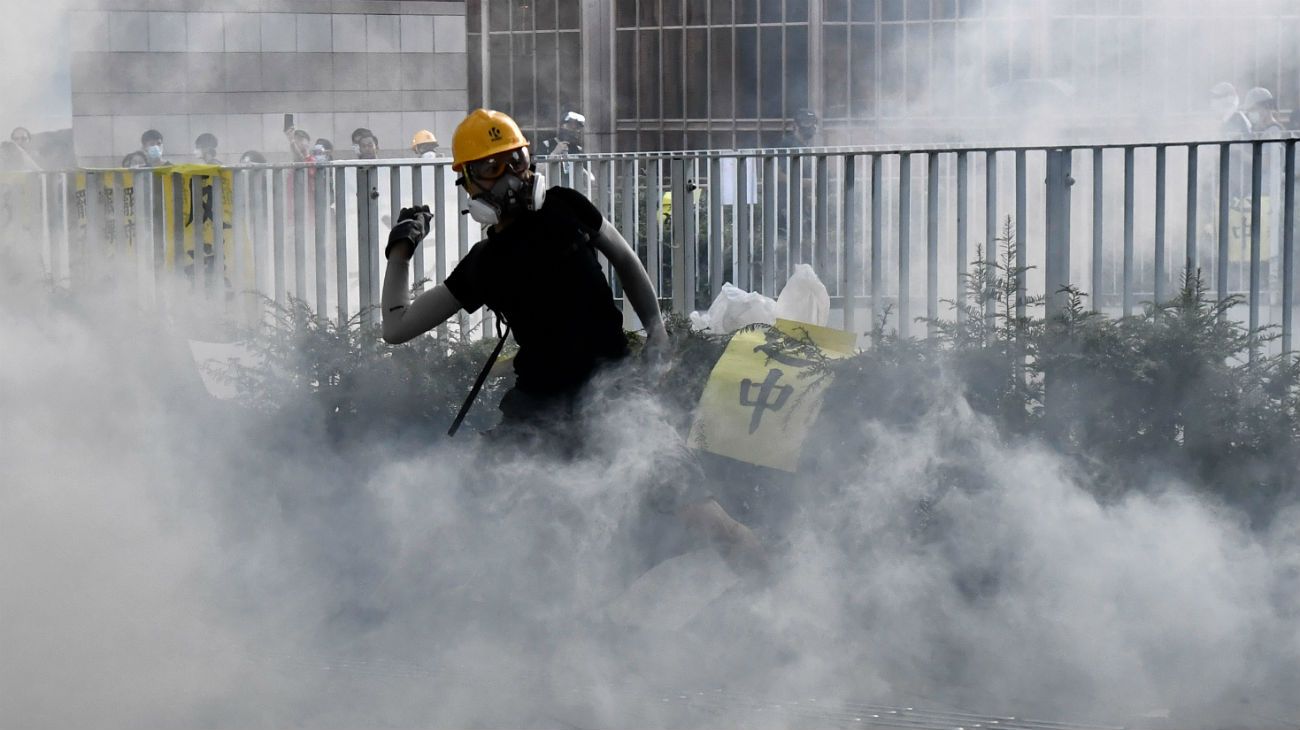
0;141;40;171
194;132;219;164
6;127;41;169
287;128;312;162
1210;82;1252;136
120;150;148;168
1243;87;1286;136
539;110;585;157
411;129;439;158
351;127;373;157
238;150;267;164
140;129;170;167
355;129;380;160
310;138;334;163
780;109;821;148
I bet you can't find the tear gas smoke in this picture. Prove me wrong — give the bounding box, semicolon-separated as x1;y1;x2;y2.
3;1;1300;727
3;233;1300;729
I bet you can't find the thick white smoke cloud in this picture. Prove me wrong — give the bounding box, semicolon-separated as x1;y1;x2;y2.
3;1;1300;727
3;239;1300;728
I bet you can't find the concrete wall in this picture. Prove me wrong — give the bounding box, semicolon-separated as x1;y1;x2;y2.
70;0;467;166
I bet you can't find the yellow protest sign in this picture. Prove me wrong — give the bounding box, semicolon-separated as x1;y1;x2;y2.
71;170;140;258
689;319;856;472
1227;197;1275;262
157;164;238;278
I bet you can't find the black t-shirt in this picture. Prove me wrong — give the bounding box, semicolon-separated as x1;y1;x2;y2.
445;187;629;394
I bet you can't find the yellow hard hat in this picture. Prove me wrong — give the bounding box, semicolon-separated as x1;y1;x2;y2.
411;129;437;149
451;108;529;172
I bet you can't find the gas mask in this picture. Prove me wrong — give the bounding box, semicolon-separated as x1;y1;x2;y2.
463;170;547;226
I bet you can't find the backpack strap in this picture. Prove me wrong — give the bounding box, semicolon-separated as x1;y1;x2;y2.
448;310;510;437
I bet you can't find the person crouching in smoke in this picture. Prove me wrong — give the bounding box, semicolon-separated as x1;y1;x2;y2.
380;108;765;576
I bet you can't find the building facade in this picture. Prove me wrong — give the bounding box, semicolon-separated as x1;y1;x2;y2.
467;0;1300;152
69;0;469;166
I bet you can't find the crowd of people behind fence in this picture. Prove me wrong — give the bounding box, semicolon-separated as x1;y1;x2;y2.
2;80;1297;176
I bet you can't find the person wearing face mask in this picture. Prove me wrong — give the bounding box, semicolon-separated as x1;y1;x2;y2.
194;132;220;164
310;138;334;163
411;129;439;158
140;129;170;167
380;108;768;578
538;111;591;189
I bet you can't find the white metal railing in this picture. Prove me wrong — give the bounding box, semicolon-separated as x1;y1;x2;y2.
4;135;1298;354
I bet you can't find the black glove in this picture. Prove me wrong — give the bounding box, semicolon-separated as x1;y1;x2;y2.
385;205;433;260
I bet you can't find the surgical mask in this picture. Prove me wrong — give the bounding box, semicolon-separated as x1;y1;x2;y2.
352;144;361;154
464;171;546;226
146;144;163;159
420;150;436;159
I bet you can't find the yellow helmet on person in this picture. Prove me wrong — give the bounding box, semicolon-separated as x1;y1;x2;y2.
452;108;529;172
411;129;437;149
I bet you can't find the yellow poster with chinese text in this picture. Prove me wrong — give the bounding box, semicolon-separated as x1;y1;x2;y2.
689;319;856;472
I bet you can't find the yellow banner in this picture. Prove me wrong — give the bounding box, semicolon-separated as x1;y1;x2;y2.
1226;196;1275;262
72;165;251;291
689;319;856;472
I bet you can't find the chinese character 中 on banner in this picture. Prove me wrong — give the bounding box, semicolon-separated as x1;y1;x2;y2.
689;318;856;473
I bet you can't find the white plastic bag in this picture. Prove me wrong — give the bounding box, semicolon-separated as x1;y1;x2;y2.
774;263;830;326
689;283;777;334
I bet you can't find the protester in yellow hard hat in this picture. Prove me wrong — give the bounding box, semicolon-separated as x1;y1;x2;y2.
379;108;767;577
411;129;438;158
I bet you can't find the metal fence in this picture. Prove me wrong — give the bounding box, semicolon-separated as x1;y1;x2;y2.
5;135;1298;353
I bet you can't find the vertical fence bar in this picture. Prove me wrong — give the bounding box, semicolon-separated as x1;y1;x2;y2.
1282;140;1296;357
926;152;939;336
985;150;997;327
645;160;662;299
313;167;328;318
762;155;777;297
870;154;883;329
1154;146;1167;306
190;174;208;298
1092;148;1104;311
738;155;753;291
1218;143;1231;306
212;172;226;316
293;168;307;302
433;164;449;338
356;166;376;326
898;153;912;339
1186;144;1198;276
842;154;858;335
457;181;475;336
110;173;131;293
1015;150;1027;321
956;151;968;322
83;171;103;286
250;169;267;304
1045;149;1074;318
709;157;724;296
411;163;425;292
171;172;184;279
814;154;830;280
791;155;803;266
230;169;247;322
670;158;686;312
620;159;638;325
389;165;402;234
1249;142;1263;360
335;167;348;322
1123;147;1135;316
